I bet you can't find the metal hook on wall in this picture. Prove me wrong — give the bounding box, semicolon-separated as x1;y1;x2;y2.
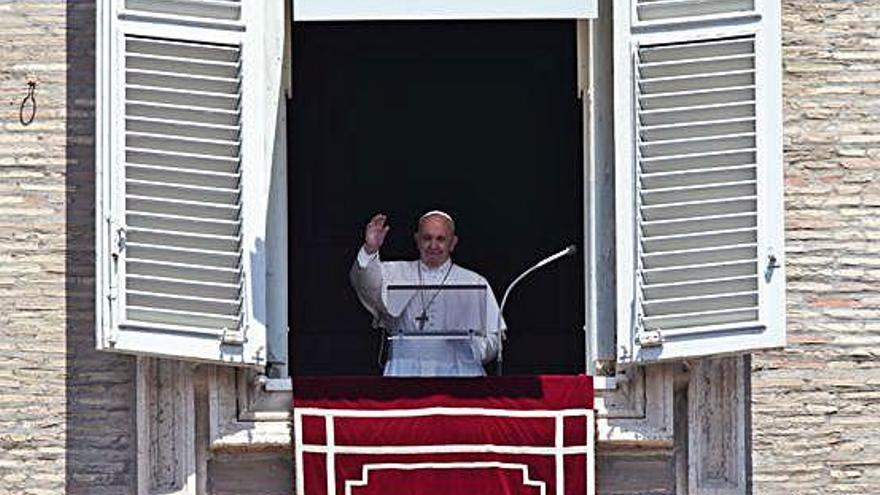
20;81;37;126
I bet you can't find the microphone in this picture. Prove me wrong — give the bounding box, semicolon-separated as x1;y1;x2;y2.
495;244;578;376
500;245;578;315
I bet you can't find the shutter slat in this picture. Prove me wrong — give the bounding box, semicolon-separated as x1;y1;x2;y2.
643;227;757;252
126;53;239;79
126;132;240;157
643;275;757;300
127;102;239;127
641;148;756;174
641;180;756;205
639;38;755;62
127;69;240;94
639;102;756;126
642;244;756;269
125;0;242;22
127;178;240;205
636;0;754;23
642;211;756;237
643;308;758;332
127;290;240;316
127;211;239;237
127;85;239;111
641;87;755;112
128;227;240;252
642;164;755;189
639;37;755;63
640;133;755;157
640;70;754;94
126;37;240;62
127;258;241;285
641;196;756;221
643;292;757;317
127;274;240;300
127;148;239;174
127;244;240;271
126;306;238;332
641;118;755;142
642;260;757;285
127;195;240;220
127;164;240;190
127;116;240;141
639;53;754;79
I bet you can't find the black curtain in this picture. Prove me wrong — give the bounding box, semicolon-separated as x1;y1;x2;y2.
290;21;584;375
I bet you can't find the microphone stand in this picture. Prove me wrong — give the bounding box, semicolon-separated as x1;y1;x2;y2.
495;245;578;376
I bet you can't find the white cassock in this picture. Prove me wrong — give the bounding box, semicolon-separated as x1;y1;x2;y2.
350;246;504;377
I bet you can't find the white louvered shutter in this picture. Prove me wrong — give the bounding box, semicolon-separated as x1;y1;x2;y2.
96;0;270;366
614;0;785;364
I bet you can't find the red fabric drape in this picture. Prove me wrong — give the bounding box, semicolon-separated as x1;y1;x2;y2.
293;375;594;495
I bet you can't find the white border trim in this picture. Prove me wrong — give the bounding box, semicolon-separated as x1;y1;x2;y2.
344;462;547;495
293;407;595;495
294;407;592;418
294;0;597;21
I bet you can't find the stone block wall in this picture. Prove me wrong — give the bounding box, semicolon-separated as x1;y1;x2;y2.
0;1;137;494
1;0;878;494
751;1;880;493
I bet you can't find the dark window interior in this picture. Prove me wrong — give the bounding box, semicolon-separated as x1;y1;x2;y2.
290;21;584;376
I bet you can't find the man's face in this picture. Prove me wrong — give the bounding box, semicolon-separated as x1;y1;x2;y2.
415;216;458;269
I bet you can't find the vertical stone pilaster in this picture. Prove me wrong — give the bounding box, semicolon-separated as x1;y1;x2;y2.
689;356;746;495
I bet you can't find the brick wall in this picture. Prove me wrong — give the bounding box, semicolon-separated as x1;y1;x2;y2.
0;2;137;494
751;1;880;493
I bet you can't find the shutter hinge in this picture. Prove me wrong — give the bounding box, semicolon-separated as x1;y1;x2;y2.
107;220;124;304
637;330;663;348
111;224;126;259
221;326;247;345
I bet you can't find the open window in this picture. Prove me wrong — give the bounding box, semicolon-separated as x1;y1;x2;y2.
95;0;784;376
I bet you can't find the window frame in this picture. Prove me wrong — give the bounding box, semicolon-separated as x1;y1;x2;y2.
96;0;784;376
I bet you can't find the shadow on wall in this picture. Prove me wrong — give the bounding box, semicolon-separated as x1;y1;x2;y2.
65;1;138;493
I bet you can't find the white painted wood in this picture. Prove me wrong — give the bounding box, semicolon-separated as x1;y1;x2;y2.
595;364;674;444
294;0;597;21
95;0;286;367
584;0;618;367
688;356;747;495
262;0;290;377
614;0;638;367
578;18;595;375
613;0;784;364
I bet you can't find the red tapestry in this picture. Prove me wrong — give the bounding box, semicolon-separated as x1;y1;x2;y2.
292;375;594;495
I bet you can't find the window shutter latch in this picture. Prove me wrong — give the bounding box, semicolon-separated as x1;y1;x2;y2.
765;249;782;281
637;330;663;348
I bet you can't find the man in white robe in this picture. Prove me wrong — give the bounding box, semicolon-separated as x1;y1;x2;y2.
350;211;504;377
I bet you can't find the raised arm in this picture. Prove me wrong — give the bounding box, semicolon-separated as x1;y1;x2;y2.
350;214;391;326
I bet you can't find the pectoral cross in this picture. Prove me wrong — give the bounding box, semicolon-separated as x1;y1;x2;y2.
415;311;429;331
